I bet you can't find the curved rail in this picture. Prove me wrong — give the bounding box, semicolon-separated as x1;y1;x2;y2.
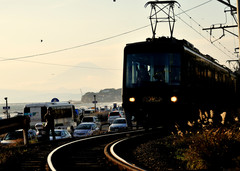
104;127;165;170
104;137;146;171
47;129;145;170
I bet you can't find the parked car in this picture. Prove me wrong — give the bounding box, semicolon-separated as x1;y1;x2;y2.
108;118;128;132
84;109;95;115
81;116;101;128
108;111;122;124
49;129;72;140
35;122;45;130
73;122;100;138
1;129;37;145
119;111;125;117
35;122;47;141
81;116;98;123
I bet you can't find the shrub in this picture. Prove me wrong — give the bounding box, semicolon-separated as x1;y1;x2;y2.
172;110;240;170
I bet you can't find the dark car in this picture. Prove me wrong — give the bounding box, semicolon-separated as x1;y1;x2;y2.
1;129;37;145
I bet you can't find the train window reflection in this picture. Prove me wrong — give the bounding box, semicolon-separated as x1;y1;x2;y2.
126;53;181;88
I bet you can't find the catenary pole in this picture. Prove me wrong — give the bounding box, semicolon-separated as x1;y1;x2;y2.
237;0;240;72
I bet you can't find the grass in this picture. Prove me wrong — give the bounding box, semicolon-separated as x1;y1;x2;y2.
173;127;240;170
0;135;38;167
0;142;29;166
134;109;240;170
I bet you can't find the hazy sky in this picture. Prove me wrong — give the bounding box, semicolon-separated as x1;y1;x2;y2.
0;0;238;103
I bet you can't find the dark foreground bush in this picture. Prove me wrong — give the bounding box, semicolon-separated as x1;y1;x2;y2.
134;110;240;170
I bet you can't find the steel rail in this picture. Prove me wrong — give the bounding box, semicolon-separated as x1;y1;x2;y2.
47;129;145;171
108;137;146;171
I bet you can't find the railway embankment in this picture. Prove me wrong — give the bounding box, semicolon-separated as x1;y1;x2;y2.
0;138;77;171
133;112;240;170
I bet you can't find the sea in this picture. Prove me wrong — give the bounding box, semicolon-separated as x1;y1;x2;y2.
0;101;122;120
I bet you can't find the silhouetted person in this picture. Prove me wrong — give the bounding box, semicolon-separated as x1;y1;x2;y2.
44;107;55;140
137;65;150;83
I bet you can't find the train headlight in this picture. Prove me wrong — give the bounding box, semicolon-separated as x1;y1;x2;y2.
129;97;135;102
171;96;177;103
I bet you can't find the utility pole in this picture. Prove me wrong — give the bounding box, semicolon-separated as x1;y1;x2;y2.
4;97;9;119
204;0;239;71
93;95;97;113
237;0;240;65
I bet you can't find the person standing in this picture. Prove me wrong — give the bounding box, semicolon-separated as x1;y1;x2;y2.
44;107;55;140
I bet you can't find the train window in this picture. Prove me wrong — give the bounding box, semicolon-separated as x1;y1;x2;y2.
169;55;181;85
207;69;212;78
215;72;218;81
223;74;226;83
125;53;181;88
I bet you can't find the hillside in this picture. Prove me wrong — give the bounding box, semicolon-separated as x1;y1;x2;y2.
81;88;122;103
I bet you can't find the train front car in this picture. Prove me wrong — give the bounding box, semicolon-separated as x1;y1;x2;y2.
123;38;184;128
122;37;238;129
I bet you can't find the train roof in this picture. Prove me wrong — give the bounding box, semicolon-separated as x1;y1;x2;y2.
125;37;236;75
125;37;198;51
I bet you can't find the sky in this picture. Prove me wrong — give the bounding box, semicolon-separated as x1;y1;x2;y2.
0;0;239;103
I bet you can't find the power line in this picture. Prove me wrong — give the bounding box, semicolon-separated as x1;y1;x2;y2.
176;0;213;15
177;5;237;60
0;1;213;62
13;59;122;71
0;25;149;62
0;0;236;67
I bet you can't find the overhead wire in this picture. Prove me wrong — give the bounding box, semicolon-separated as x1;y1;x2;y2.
0;25;149;62
177;6;236;60
176;0;213;15
12;59;122;71
0;0;237;68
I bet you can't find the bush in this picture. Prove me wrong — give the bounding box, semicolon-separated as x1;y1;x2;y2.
172;110;240;170
134;110;240;170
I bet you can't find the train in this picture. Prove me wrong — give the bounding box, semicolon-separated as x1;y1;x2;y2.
122;37;240;128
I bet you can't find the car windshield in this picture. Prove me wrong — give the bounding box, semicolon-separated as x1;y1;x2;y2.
4;131;23;140
82;117;94;122
50;130;62;136
110;112;119;116
113;119;126;124
76;124;93;129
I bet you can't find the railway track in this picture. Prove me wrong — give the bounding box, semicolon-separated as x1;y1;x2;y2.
0;138;75;171
47;129;146;170
48;127;164;171
0;128;164;171
104;135;146;170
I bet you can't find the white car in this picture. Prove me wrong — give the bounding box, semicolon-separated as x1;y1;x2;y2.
35;123;72;141
81;116;98;123
108;111;122;124
35;122;46;141
49;129;72;140
73;122;100;138
81;116;101;128
108;118;128;132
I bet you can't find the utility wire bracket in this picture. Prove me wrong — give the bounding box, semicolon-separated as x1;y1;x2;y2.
145;1;180;38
